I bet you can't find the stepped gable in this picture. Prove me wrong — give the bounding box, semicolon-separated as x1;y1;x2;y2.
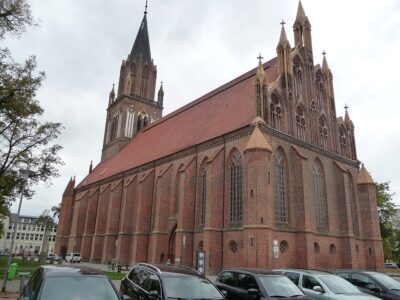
78;57;278;188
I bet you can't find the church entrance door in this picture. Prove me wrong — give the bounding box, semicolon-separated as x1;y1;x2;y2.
168;225;176;263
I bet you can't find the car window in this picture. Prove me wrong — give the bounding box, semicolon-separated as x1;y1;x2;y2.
258;275;304;298
219;271;235;287
302;275;322;290
285;272;300;285
128;268;149;289
144;273;161;294
163;275;223;299
351;274;376;289
237;273;258;290
29;269;42;299
336;272;350;279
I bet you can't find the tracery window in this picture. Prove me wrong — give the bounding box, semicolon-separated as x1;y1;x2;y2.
309;100;317;144
125;107;135;138
293;56;302;99
199;167;206;227
318;115;328;148
130;64;137;96
140;65;149;98
315;71;325;109
313;160;327;229
296;105;306;141
230;151;243;226
274;149;288;224
270;93;282;131
110;111;121;140
339;125;348;156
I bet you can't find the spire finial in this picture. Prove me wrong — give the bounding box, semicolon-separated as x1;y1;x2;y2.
144;0;148;14
257;53;263;65
344;104;349;112
322;50;326;56
280;19;286;27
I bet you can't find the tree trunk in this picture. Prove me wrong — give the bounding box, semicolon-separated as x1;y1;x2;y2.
38;228;51;265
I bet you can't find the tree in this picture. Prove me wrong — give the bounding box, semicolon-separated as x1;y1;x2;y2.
35;210;55;265
51;202;60;219
375;181;398;261
0;0;63;225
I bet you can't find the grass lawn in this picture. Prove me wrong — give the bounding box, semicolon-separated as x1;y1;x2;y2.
104;271;125;280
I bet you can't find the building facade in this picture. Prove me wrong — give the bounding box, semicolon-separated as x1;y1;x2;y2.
0;214;57;256
55;2;383;274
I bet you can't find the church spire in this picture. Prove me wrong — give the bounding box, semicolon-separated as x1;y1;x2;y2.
129;10;152;64
293;0;313;51
277;20;290;50
276;21;292;76
295;0;306;22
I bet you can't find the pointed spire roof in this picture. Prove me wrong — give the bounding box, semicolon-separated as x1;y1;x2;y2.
255;54;267;82
357;163;374;185
129;13;152;64
344;104;353;127
63;177;75;195
244;125;272;153
296;1;306;21
322;51;330;73
89;160;93;174
158;81;164;96
277;21;291;50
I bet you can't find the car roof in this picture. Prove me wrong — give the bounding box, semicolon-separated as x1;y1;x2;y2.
331;269;381;275
40;265;106;278
221;268;281;276
275;268;331;275
135;263;202;277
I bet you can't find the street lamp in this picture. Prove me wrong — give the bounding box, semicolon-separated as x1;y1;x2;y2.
1;169;33;292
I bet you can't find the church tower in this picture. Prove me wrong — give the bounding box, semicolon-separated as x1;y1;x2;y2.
101;4;163;162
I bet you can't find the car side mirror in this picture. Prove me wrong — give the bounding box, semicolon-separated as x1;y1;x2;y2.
221;290;228;296
121;295;131;300
370;287;381;294
247;288;260;296
313;286;325;293
148;290;161;299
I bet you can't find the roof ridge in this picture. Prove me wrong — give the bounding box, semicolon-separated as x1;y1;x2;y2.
144;56;277;133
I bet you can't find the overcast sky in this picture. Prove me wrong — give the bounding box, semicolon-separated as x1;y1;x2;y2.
6;0;400;217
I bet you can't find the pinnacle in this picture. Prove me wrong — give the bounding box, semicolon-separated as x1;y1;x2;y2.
256;54;267;82
322;52;330;74
296;0;306;21
277;23;290;49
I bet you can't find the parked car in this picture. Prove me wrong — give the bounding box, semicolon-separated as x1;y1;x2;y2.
65;252;81;263
332;269;400;300
19;265;127;300
47;253;60;261
384;263;398;269
275;268;380;299
215;268;312;299
120;263;224;300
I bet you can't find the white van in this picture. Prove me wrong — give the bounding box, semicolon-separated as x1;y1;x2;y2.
65;252;81;263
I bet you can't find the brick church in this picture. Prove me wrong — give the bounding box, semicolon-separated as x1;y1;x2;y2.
55;2;383;273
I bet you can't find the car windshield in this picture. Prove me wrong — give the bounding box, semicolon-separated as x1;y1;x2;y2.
369;272;400;290
258;275;304;297
319;275;361;294
163;275;223;299
40;276;119;300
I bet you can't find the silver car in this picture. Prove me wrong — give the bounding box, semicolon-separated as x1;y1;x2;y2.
275;269;380;300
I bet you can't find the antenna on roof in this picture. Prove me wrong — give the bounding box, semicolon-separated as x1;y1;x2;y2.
144;0;148;14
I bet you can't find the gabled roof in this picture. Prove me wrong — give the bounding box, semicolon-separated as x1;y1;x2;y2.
78;57;278;188
129;14;152;64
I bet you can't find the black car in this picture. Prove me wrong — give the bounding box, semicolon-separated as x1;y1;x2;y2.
120;263;224;300
332;269;400;300
19;265;125;300
215;268;312;300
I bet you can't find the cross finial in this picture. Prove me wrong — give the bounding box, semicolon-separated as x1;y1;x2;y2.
344;104;349;111
280;19;286;27
144;0;148;14
112;83;115;88
161;81;163;85
257;53;263;64
322;50;326;56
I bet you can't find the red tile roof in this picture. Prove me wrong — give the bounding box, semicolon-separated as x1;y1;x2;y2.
77;57;278;188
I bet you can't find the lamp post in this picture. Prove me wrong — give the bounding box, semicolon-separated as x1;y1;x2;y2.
1;169;32;292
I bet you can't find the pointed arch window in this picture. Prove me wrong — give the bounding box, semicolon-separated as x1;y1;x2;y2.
313;160;327;229
199;167;207;227
315;71;325;109
293;56;303;99
318;115;328;148
130;64;137;96
137;114;143;131
309;100;318;144
140;65;149;99
296;104;306;141
125;107;135;138
339;125;348;156
143;115;148;128
110;111;121;141
230;151;243;226
270;93;283;131
274;149;288;224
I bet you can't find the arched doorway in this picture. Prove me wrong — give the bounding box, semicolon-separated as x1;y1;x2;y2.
167;225;177;263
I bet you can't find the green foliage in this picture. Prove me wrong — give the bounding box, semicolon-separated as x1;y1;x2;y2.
375;181;398;261
104;271;126;280
0;0;63;224
51;203;60;219
35;215;55;228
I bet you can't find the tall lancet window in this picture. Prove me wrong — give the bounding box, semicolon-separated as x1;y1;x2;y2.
143;115;148;128
110;111;120;141
130;64;137;96
270;93;283;131
125;107;135;138
313;160;327;229
125;74;132;95
310;100;318;144
274;149;288;224
230;151;243;226
199;167;207;227
140;65;149;99
137;114;143;131
315;71;325;110
339;125;348;156
318;115;328;148
296;104;306;141
293;56;303;99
